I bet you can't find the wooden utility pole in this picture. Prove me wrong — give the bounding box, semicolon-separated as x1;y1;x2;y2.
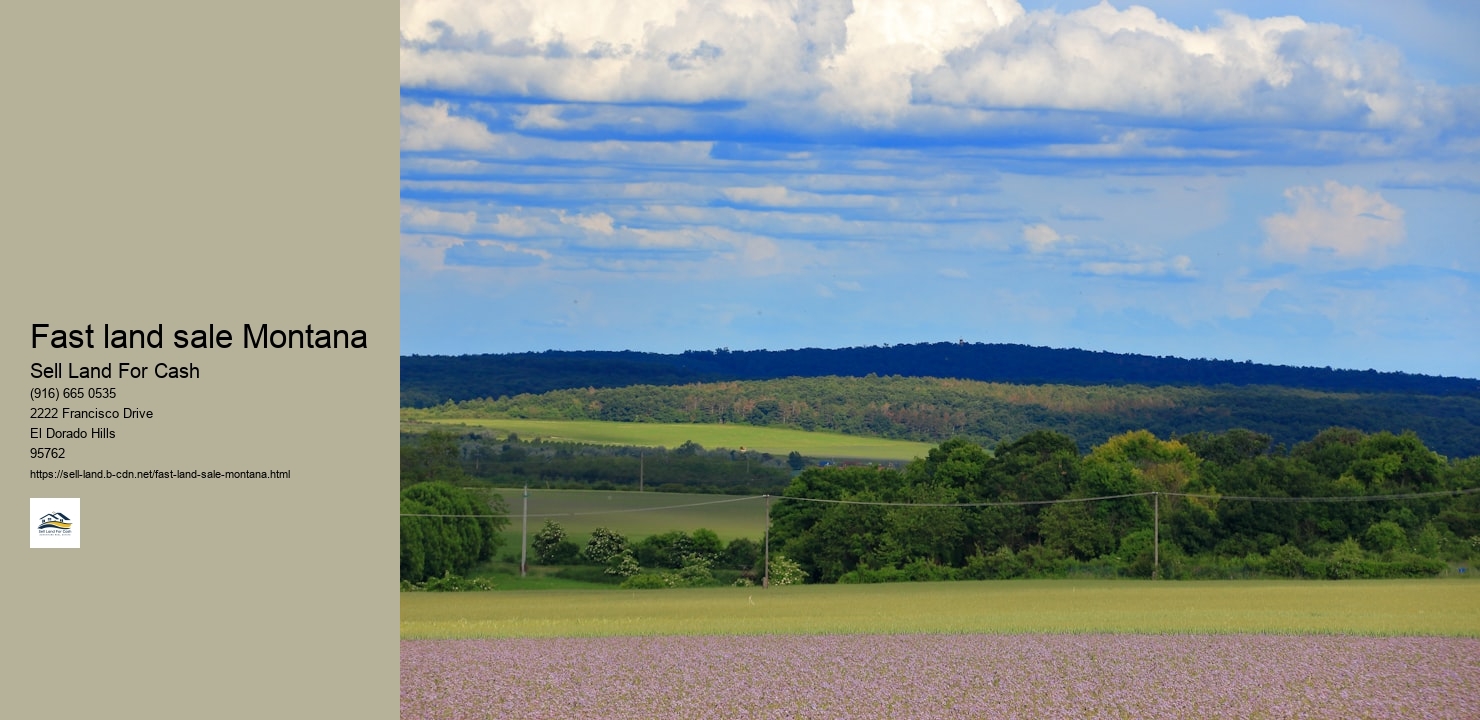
1153;492;1160;580
520;484;529;577
763;494;771;589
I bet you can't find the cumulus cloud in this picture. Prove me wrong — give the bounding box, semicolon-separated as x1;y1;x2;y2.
400;0;1461;146
560;211;616;235
1022;223;1070;253
1260;181;1406;266
400;204;477;233
400;102;502;152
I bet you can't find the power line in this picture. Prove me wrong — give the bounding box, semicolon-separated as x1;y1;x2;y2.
402;494;767;519
400;486;1480;518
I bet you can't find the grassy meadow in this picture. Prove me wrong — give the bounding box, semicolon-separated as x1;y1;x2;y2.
468;488;771;549
404;415;936;462
401;578;1480;639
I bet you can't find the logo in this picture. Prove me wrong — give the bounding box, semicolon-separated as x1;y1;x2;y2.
38;512;73;531
31;498;81;548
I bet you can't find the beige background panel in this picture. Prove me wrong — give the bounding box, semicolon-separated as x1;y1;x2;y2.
4;2;397;717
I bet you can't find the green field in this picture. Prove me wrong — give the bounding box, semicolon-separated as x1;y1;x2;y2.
401;579;1480;639
473;488;770;548
406;416;936;462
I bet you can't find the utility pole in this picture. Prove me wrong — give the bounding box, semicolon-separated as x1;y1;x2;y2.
1153;492;1160;580
639;452;644;492
763;494;771;589
520;483;529;578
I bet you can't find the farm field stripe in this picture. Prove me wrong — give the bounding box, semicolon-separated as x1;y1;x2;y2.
401;580;1480;639
405;416;937;461
402;633;1480;719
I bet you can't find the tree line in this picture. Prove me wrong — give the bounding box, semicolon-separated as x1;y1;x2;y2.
772;428;1478;583
399;425;1480;585
400;428;794;495
401;342;1479;407
414;374;1480;458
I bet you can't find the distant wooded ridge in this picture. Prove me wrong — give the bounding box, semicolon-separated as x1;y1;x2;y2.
418;375;1480;459
402;342;1479;407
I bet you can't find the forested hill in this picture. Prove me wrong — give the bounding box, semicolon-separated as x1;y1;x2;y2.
401;342;1478;407
420;376;1480;459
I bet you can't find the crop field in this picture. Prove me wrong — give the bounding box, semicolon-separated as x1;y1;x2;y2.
402;581;1478;718
468;488;769;548
402;633;1479;719
405;416;936;462
401;579;1479;639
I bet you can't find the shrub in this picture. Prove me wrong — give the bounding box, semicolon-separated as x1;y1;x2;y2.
1325;538;1368;579
962;546;1024;580
605;549;641;578
1266;544;1309;578
532;520;581;565
583;527;629;565
415;572;497;592
1363;521;1407;555
620;573;669;589
768;554;806;586
902;558;957;582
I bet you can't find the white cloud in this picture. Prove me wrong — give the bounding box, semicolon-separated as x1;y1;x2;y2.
1260;181;1406;266
400;204;477;233
818;0;1022;122
723;185;801;207
1079;255;1196;279
517;105;568;130
1022;223;1070;253
400;102;502;151
560;211;616;235
400;0;815;103
400;0;1459;143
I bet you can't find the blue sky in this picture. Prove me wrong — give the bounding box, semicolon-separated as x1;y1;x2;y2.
399;0;1479;378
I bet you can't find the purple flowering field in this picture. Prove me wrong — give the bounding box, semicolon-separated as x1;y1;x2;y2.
401;633;1478;719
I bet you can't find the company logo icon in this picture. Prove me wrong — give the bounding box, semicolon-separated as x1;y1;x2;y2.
38;512;73;531
31;498;81;548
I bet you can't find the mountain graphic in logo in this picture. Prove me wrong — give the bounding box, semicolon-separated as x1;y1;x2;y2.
38;512;72;530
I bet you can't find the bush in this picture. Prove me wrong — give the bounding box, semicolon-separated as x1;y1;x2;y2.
962;546;1024;580
1015;544;1067;577
620;573;669;589
837;566;908;584
902;558;957;582
410;572;497;592
532;520;581;565
1266;544;1309;578
1325;538;1367;579
552;566;624;585
1363;521;1407;555
605;549;640;578
768;554;806;586
583;527;629;565
666;553;718;587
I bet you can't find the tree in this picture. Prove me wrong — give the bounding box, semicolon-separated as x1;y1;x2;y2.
583;527;629;565
723;537;761;571
532;520;580;565
400;482;507;583
400;428;468;488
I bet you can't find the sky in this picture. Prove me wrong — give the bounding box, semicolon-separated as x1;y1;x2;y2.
399;0;1479;379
